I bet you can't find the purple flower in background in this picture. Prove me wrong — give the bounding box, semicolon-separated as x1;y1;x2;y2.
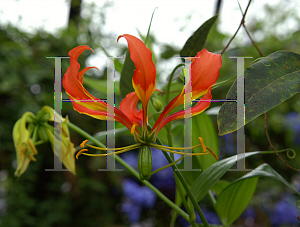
121;151;139;170
178;207;221;226
150;148;180;189
219;133;236;159
269;196;299;226
285;111;300;145
121;199;142;223
120;147;181;223
121;147;180;189
121;178;156;223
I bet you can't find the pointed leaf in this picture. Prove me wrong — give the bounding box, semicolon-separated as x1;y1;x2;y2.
120;51;135;98
215;163;300;226
218;51;300;135
210;180;230;195
192;112;219;171
215;177;258;226
180;15;218;58
191;152;260;203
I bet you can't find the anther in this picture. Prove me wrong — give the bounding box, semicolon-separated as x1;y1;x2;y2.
131;124;136;135
80;140;89;148
206;147;218;160
198;137;206;153
76;149;88;159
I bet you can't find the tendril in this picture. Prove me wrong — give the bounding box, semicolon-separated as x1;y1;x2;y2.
248;57;273;68
287;149;296;159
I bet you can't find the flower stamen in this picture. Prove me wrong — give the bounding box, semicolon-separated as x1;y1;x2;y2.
206;147;218;160
149;143;211;156
80;139;89;148
131;124;136;135
198;137;206;153
76;149;88;159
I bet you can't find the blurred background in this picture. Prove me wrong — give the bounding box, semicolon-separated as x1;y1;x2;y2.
0;0;300;226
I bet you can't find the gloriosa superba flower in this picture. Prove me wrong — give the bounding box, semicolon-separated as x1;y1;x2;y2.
63;34;222;180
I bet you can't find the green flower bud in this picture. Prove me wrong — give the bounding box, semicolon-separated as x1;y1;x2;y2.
138;145;152;181
152;98;163;112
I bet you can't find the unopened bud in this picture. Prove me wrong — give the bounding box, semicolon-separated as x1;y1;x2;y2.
179;68;185;82
152;98;163;112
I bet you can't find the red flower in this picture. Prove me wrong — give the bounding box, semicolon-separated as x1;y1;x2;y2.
63;34;221;159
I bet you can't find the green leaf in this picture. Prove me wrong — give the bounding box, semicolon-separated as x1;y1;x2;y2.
215;163;300;226
230;163;300;196
215;177;258;226
120;51;135;98
180;15;218;58
210;180;230;195
83;76;120;96
218;51;300;135
192;112;219;171
191;152;260;203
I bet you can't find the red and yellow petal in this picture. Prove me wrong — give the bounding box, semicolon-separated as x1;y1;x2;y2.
117;34;156;123
157;88;213;132
171;49;221;106
72;102;133;130
119;91;143;128
190;49;221;98
151;50;221;134
63;46;134;130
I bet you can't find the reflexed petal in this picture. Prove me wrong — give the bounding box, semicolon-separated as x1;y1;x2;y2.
172;49;222;106
69;45;94;61
157;88;213;132
151;50;221;134
63;46;134;130
191;49;221;95
72;102;133;130
120;91;143;127
117;34;156;123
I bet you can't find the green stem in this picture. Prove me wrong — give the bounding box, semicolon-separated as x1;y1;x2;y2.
166;63;185;104
66;122;189;222
167;124;195;226
34;140;45;146
32;126;39;144
155;136;209;227
150;156;184;176
208;190;216;207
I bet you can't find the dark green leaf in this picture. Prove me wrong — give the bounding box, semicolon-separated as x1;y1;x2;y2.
229;163;300;196
215;163;300;226
191;152;260;203
215;177;258;226
192;112;219;171
218;51;300;135
120;51;135;98
180;15;218;58
210;180;230;195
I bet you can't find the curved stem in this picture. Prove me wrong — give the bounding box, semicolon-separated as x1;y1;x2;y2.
220;0;252;55
66;121;190;221
166;63;185;104
154;136;209;227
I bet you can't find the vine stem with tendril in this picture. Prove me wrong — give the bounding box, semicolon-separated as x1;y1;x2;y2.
233;0;299;172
